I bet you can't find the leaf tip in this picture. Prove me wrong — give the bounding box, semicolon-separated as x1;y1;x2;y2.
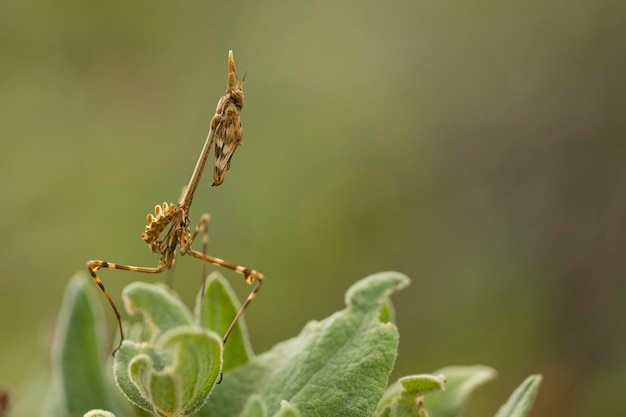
345;271;410;309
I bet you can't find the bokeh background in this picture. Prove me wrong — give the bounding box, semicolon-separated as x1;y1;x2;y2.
1;0;624;416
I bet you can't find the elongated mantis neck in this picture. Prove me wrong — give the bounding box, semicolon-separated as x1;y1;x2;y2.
179;127;214;213
178;50;241;214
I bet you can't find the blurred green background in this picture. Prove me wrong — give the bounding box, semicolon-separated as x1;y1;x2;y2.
1;0;624;416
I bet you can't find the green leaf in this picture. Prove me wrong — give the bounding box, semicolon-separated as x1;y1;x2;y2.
195;272;253;371
115;327;222;416
399;374;446;396
425;365;497;417
240;395;267;417
376;374;446;417
493;375;542;417
84;410;116;417
115;283;223;416
113;339;158;413
46;273;121;417
122;282;193;341
271;401;301;417
378;298;396;324
199;271;410;417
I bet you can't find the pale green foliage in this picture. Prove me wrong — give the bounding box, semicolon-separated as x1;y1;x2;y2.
376;374;447;417
114;283;222;416
42;273;125;417
377;367;540;417
424;365;498;417
84;410;117;417
240;395;267;417
42;272;542;417
494;375;542;417
195;273;254;371
273;401;301;417
199;271;409;417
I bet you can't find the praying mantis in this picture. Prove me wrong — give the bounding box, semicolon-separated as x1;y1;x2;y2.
87;50;263;353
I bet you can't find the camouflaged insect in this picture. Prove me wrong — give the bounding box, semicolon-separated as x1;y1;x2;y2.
87;51;263;354
211;51;245;186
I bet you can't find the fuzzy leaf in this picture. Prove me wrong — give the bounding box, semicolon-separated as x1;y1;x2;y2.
199;271;410;417
379;298;396;324
84;410;116;417
240;395;267;417
113;340;158;413
376;374;446;417
122;282;193;341
424;365;496;417
115;283;222;416
46;273;120;417
271;401;301;417
493;375;542;417
195;272;253;371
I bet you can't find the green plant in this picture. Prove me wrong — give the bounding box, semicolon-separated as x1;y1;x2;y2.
43;271;541;417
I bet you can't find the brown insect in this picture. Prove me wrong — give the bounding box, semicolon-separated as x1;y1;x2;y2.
211;54;245;186
87;50;263;353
